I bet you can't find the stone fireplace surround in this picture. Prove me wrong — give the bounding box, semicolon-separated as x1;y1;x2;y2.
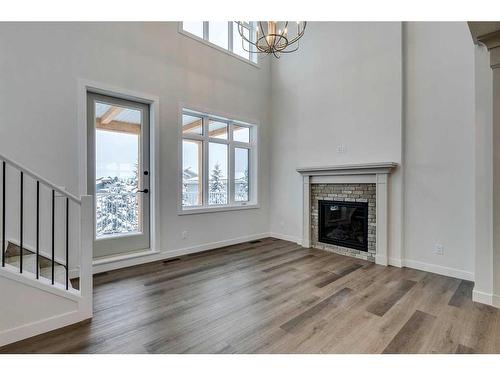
297;163;397;266
312;183;376;262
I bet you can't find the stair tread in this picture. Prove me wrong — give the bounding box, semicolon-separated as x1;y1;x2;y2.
3;241;74;289
40;264;67;285
6;253;37;262
5;241;62;268
5;254;38;274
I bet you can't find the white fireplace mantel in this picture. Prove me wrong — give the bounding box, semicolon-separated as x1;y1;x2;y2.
297;162;398;266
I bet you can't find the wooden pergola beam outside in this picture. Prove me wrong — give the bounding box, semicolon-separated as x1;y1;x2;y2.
101;107;124;124
96;119;141;135
182;119;229;138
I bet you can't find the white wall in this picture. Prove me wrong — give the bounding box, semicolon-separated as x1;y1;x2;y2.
269;21;476;278
0;20;486;347
0;22;271;260
269;22;404;263
0;275;77;332
0;22;478;281
492;49;500;303
473;43;493;300
403;22;475;279
0;269;88;346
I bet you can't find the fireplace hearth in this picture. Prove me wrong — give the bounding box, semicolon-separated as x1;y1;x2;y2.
318;200;369;252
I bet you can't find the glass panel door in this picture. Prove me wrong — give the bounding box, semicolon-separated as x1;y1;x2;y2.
87;93;150;258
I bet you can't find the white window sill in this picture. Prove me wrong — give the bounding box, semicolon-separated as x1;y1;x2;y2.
178;28;260;69
178;203;260;215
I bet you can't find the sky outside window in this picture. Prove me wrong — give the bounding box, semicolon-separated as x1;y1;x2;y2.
96;130;139;179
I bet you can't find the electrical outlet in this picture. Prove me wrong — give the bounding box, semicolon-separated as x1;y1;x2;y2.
182;230;188;240
337;144;346;153
433;243;444;255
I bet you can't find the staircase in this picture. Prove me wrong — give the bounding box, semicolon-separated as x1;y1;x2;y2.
0;152;93;347
3;241;78;289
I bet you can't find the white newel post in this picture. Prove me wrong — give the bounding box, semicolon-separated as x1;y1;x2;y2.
79;195;93;319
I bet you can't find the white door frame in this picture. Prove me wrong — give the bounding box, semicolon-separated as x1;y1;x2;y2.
77;79;160;257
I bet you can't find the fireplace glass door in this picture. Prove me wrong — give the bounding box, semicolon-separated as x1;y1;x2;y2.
318;200;368;251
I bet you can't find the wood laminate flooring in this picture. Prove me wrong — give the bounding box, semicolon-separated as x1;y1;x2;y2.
1;238;499;354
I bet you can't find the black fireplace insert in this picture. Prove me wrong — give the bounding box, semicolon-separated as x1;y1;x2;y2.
318;200;368;252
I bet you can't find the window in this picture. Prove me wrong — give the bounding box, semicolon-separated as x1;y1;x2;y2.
208;142;228;205
181;110;257;211
181;21;258;64
182;21;204;39
233;22;252;60
208;21;228;49
182;139;202;206
234;147;249;202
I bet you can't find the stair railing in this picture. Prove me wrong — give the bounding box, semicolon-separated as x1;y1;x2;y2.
0;152;92;307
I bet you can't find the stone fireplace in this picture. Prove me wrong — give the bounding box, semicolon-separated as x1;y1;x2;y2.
312;184;376;261
297;163;397;265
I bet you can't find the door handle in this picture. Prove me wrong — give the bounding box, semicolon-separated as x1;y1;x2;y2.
137;189;149;194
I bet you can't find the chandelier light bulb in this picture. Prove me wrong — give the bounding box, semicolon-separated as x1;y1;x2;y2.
236;21;307;58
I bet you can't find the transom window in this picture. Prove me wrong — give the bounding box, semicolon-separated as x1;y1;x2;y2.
181;109;257;211
181;21;258;64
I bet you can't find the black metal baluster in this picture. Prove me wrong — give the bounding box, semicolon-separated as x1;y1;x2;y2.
65;197;69;290
36;181;40;279
2;161;5;267
20;172;23;274
51;189;55;284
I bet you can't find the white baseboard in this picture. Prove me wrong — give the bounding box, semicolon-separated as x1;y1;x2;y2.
92;232;271;274
472;289;493;305
472;289;500;308
388;257;403;267
402;259;474;281
493;294;500;307
93;249;160;267
0;309;86;348
269;232;302;245
375;254;388;266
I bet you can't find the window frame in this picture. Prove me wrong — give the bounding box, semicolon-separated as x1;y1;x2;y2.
179;21;259;67
179;108;259;215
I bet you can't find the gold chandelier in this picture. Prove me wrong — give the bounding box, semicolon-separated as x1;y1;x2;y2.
236;21;307;58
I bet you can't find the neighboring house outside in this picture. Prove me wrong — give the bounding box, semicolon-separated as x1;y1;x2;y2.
183;167;248;206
